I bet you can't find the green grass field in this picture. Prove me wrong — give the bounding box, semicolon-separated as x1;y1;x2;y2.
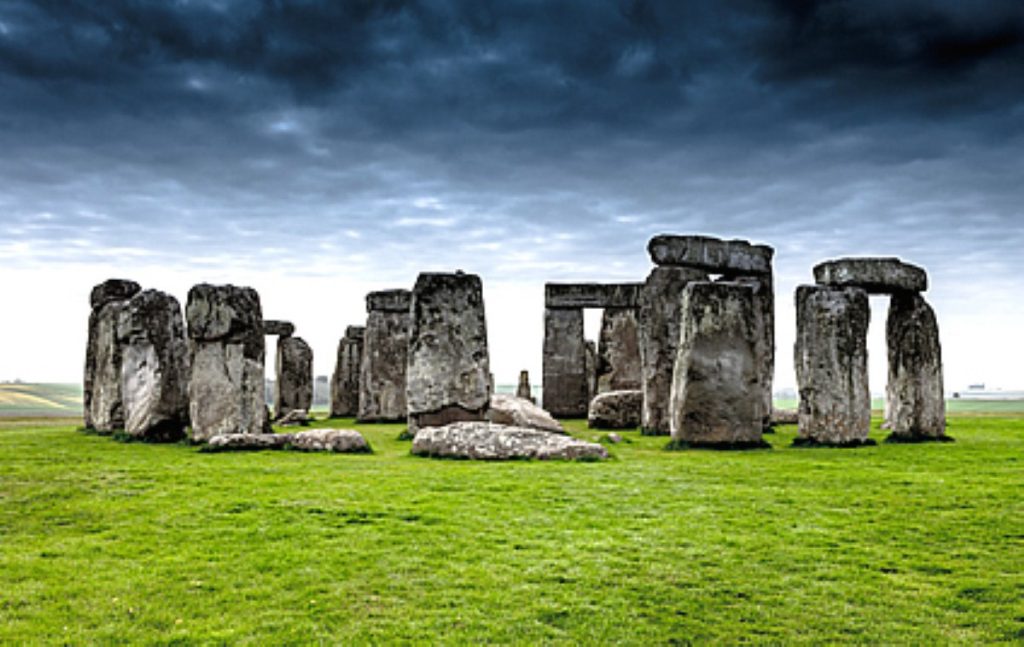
1;413;1021;644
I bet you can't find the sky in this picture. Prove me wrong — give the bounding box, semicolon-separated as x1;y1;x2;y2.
1;0;1023;393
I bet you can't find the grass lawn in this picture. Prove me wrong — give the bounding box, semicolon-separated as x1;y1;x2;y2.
0;414;1021;644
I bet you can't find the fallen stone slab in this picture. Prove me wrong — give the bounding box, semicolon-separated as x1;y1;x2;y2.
487;393;564;434
545;283;641;309
411;422;608;461
290;429;370;453
276;409;310;426
813;257;927;294
204;433;294;451
648;235;773;275
588;389;642;429
263;320;295;337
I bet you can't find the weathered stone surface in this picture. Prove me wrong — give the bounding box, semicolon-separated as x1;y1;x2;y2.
117;290;190;441
542;308;588;417
596;308;641;393
366;289;412;313
291;429;370;452
276;409;310;426
637;266;708;435
205;433;293;451
886;292;948;441
90;278;141;310
670;282;765;447
545;283;641;309
411;422;608;460
770;408;799;425
648;235;773;275
263;320;295;337
358;291;411;422
794;285;872;446
516;370;533;402
330;326;364;417
406;272;490;432
588;389;642;429
84;279;141;432
488;393;564;433
186;284;268;442
274;336;313;419
721;273;775;431
584;340;597;405
814;257;927;294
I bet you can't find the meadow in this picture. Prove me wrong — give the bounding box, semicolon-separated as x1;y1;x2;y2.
0;410;1021;644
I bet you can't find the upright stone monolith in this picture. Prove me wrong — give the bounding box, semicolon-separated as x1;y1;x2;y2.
669;282;765;448
117;289;190;441
275;336;313;419
358;289;411;422
722;273;775;431
542;308;588;417
794;285;872;446
186;284;269;442
886;292;948;441
585;340;598;405
637;266;707;435
596;308;641;394
84;278;141;432
516;370;533;402
406;272;490;433
330;326;364;418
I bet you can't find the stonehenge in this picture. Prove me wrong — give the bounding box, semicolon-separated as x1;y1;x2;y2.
596;308;641;393
516;370;533;402
795;257;947;445
358;289;411;422
186;283;269;442
274;336;313;419
84;278;141;432
330;326;364;417
117;289;190;442
488;393;564;434
588;390;642;430
669;281;766;448
411;422;608;461
542;307;588;417
406;272;491;433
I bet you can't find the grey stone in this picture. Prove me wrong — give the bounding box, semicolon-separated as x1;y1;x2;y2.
117;290;190;442
721;273;775;431
770;408;799;426
542;308;588;417
637;266;708;435
291;429;370;452
886;292;948;441
588;389;642;429
585;340;597;405
545;283;641;309
794;285;872;446
330;326;364;417
205;433;294;451
406;272;490;433
411;422;608;460
813;257;927;294
276;409;310;426
487;393;564;434
648;235;773;275
84;279;140;432
186;284;268;442
516;370;533;402
670;282;765;447
596;308;641;393
274;336;313;419
358;290;411;422
606;433;623;444
366;289;412;313
263;320;295;337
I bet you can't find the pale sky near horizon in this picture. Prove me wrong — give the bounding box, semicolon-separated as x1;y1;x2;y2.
1;1;1022;392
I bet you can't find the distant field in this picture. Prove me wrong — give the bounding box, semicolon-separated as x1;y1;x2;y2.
0;383;82;417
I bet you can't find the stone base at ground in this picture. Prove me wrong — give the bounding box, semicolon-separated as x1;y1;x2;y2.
411;422;608;460
770;408;799;425
487;393;564;433
588;390;642;429
205;433;293;451
205;429;369;452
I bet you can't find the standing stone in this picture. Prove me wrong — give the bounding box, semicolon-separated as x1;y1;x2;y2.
516;370;534;402
542;308;588;417
84;279;141;432
886;292;948;441
794;285;872;446
596;308;641;394
330;326;364;417
584;340;598;405
117;289;190;441
358;289;411;422
274;336;313;419
669;282;765;448
406;272;490;433
638;266;707;435
186;284;268;442
721;273;775;431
